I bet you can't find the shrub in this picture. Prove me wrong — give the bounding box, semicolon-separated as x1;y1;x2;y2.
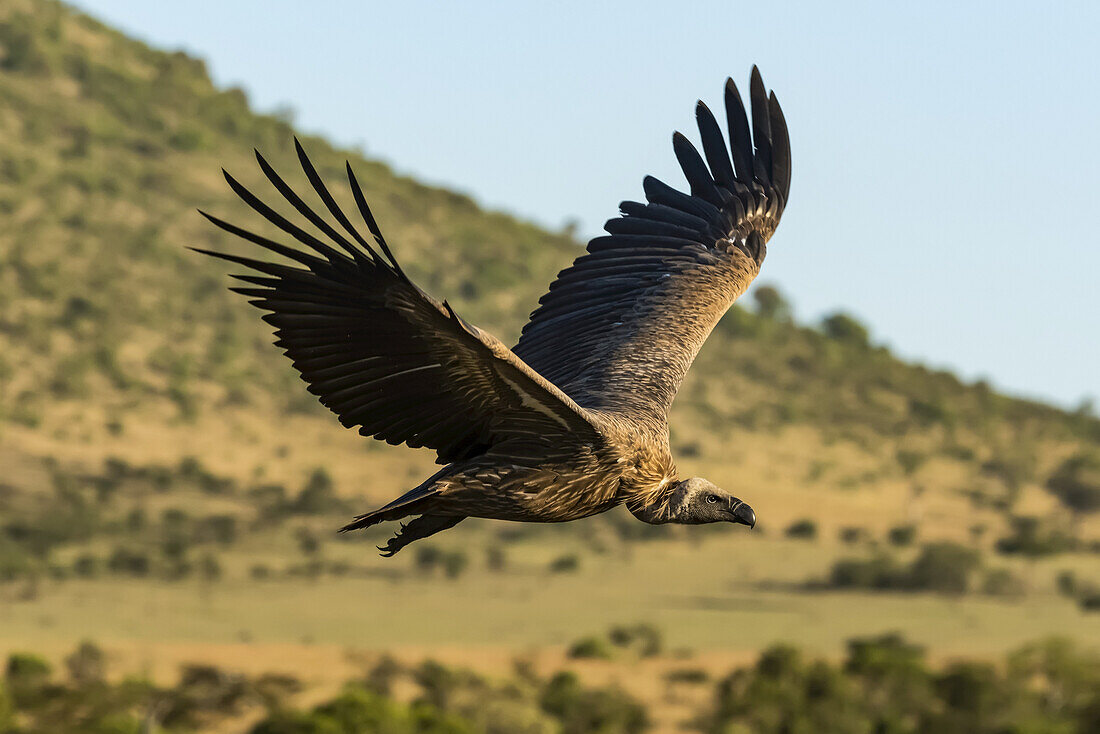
567;637;613;660
250;710;343;734
411;660;465;710
125;508;146;533
312;686;410;733
995;516;1076;557
162;664;250;727
829;555;906;590
0;542;32;582
107;547;151;577
827;543;981;594
844;632;926;678
1047;452;1100;515
196;514;238;545
896;450;926;476
295;528;320;556
539;672;647;734
293;468;343;515
199;553;222;582
1055;570;1078;597
364;656;402;696
252;673;304;712
981;568;1024;597
65;641;105;686
1080;592;1100;613
664;668;708;684
549;554;580;573
785;519;817;540
485;545;507;572
608;624;662;658
907;543;980;594
415;546;442;573
72;553;99;578
753;284;791;321
5;652;52;706
887;524;917;547
441;551;468;579
821;312;869;346
933;661;1004;719
838;526;867;545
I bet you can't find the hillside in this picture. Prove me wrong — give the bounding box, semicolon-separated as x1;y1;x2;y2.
1;0;1099;555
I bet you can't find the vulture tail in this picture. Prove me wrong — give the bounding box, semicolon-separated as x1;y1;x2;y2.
339;465;452;532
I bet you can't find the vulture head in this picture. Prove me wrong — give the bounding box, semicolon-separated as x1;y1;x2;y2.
671;478;756;527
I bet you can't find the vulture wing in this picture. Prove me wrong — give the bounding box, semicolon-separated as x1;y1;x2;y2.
196;141;600;465
513;68;791;428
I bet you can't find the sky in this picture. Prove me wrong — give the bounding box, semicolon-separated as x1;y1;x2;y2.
70;0;1099;409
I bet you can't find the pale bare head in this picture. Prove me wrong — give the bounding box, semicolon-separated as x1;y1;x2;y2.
669;477;756;527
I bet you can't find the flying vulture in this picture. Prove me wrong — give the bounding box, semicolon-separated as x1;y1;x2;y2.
196;68;790;555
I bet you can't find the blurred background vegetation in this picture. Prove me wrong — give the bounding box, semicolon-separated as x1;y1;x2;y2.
1;1;1099;731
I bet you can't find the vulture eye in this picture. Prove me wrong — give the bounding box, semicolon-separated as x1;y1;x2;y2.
706;495;719;504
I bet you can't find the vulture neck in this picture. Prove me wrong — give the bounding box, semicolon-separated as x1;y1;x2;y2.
626;480;685;525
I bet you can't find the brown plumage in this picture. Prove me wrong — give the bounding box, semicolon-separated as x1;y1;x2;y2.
196;68;789;555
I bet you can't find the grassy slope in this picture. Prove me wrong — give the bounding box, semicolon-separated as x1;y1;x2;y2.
1;0;1096;529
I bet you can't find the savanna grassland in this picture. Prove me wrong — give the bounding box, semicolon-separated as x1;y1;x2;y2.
2;1;1100;732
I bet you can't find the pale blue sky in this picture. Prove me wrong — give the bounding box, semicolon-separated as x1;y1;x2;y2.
70;1;1099;409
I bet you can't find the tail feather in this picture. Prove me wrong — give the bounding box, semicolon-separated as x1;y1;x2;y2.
339;466;454;533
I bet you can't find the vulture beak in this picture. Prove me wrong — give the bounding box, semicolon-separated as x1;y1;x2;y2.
730;500;756;529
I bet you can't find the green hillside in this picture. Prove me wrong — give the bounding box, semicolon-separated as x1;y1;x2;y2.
1;0;1098;551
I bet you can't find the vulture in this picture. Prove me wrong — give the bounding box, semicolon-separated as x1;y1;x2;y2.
196;68;790;555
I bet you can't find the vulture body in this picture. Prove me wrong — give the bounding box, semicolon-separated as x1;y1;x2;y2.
198;69;789;555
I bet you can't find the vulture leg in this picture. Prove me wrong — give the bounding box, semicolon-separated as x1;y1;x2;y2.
378;515;465;557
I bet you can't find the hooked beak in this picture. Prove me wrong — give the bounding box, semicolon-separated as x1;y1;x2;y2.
730;500;756;529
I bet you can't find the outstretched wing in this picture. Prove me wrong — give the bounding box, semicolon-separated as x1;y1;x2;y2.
196;141;600;465
513;68;790;428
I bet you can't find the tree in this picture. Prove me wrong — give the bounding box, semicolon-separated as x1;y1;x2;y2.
65;641;105;686
907;543;980;594
785;519;817;540
887;525;917;547
539;672;647;734
1047;452;1100;516
4;653;52;707
295;528;320;557
294;468;342;515
752;284;791;321
821;312;869;346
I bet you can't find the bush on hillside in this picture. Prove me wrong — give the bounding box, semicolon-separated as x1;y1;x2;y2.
785;519;817;540
995;516;1076;557
1047;452;1100;515
567;637;614;660
821;312;870;346
752;284;791;321
907;543;981;594
549;554;580;573
827;542;982;594
887;524;917;546
539;672;648;734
